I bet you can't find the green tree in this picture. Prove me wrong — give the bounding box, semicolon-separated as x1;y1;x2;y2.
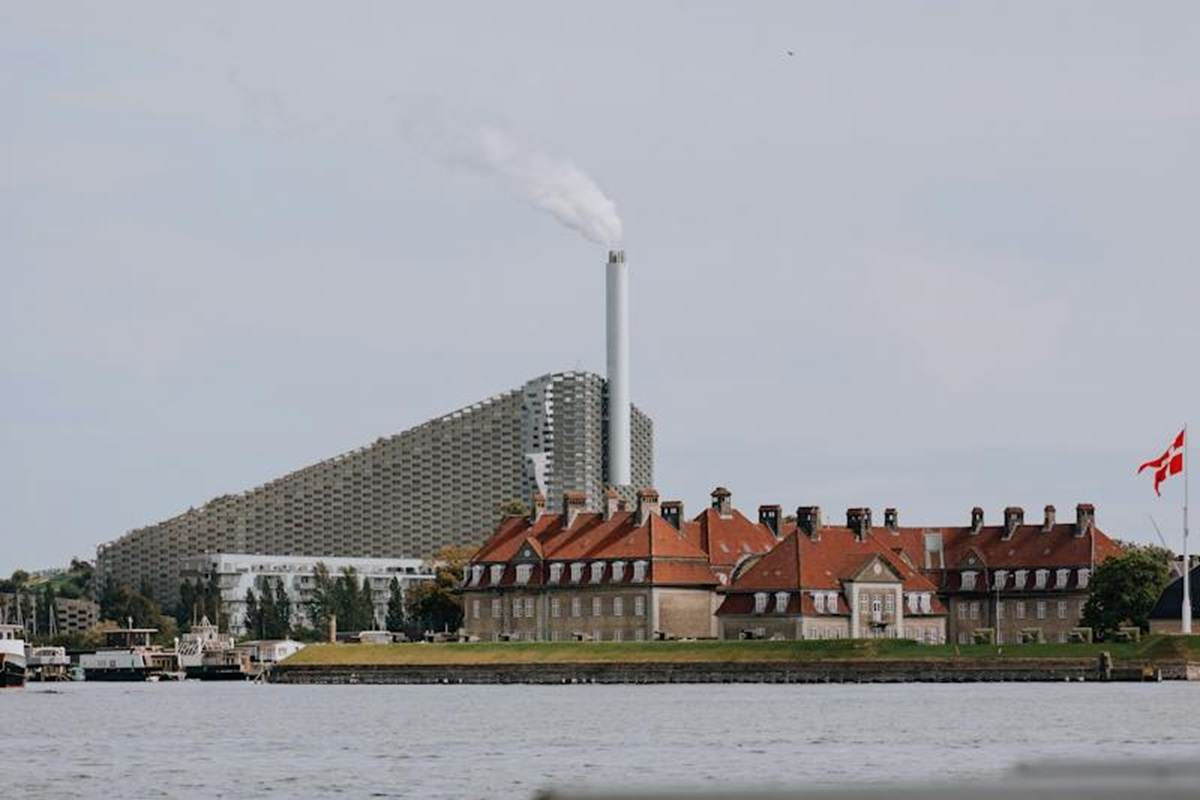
273;578;291;638
307;562;335;632
359;575;378;631
384;577;406;633
1083;547;1172;637
497;498;529;521
404;545;471;634
257;576;277;637
244;587;263;639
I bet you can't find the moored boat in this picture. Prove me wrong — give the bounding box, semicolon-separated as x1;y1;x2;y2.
80;626;177;681
0;624;26;688
25;645;70;682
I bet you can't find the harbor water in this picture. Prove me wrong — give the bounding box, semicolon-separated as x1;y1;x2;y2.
6;681;1199;799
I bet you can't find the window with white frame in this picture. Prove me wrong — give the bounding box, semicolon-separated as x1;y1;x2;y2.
632;560;648;583
634;595;645;617
571;597;581;617
551;597;561;618
906;593;917;613
491;598;501;618
1013;569;1028;589
634;628;645;641
920;593;932;614
814;592;826;614
957;603;968;620
969;601;980;620
1016;600;1026;619
593;629;602;642
614;597;624;617
994;569;1007;589
754;592;769;614
511;597;522;618
1036;600;1046;619
590;562;605;583
1057;600;1067;619
516;564;533;585
961;571;977;591
570;562;584;583
612;561;626;582
775;592;789;613
1035;569;1049;589
472;599;480;619
997;601;1005;620
524;597;534;617
613;629;623;642
884;593;895;613
490;564;504;585
549;563;564;584
827;592;839;613
1077;568;1090;589
1056;568;1070;589
859;594;869;613
592;596;602;616
470;565;484;586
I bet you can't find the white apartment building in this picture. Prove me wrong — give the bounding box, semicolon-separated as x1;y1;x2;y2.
180;553;435;636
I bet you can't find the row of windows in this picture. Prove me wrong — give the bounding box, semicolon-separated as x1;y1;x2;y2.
957;629;1080;645
496;628;648;642
471;595;647;620
960;567;1090;592
956;599;1084;621
469;560;650;588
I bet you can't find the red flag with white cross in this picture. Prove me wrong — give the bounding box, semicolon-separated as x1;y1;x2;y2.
1138;428;1185;496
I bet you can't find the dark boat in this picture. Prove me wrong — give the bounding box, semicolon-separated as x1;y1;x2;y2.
0;625;26;688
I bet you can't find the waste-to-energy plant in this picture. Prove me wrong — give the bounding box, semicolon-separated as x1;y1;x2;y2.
97;251;652;608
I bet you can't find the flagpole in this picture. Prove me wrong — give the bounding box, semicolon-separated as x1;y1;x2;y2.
1183;423;1192;634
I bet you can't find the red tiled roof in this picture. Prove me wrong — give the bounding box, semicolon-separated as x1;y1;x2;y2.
692;508;779;568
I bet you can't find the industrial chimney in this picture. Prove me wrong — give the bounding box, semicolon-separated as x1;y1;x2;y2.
606;249;631;485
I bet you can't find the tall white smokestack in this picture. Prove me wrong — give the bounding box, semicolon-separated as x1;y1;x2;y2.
606;249;631;485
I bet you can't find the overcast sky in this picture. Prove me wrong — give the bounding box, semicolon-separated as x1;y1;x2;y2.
4;3;1199;574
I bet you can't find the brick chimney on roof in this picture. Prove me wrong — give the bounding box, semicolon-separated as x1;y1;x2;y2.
637;488;661;526
847;508;871;542
1042;504;1056;532
970;507;984;535
563;491;587;528
797;506;822;541
884;507;899;533
1075;503;1095;538
758;504;781;537
661;500;683;530
531;492;547;523
711;487;732;518
1002;506;1024;541
604;486;620;521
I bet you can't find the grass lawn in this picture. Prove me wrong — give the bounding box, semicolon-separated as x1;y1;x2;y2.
281;636;1196;667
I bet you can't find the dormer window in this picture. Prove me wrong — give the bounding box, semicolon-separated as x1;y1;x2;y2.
612;561;626;582
1077;568;1090;589
570;562;584;583
906;593;917;613
489;564;504;585
632;560;648;583
469;565;484;586
754;592;769;614
515;564;532;585
814;592;826;613
1035;569;1049;589
961;571;977;591
774;592;789;613
549;563;564;584
920;593;932;614
590;562;605;583
994;569;1007;589
827;592;838;613
1013;569;1028;589
1055;568;1070;589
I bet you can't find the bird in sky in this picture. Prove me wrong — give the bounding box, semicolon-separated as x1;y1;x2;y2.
786;50;795;56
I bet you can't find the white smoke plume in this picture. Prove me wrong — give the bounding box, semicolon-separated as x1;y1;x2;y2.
403;109;623;246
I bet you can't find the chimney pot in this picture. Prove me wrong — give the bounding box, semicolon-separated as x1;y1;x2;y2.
637;488;661;525
797;506;822;541
531;492;547;523
970;507;984;535
711;486;733;518
1042;504;1056;532
604;486;620;521
847;508;872;542
1075;503;1095;538
563;491;587;528
661;500;684;530
884;507;899;532
1002;506;1024;540
758;504;781;537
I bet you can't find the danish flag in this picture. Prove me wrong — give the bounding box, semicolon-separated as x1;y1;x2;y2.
1138;428;1185;496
